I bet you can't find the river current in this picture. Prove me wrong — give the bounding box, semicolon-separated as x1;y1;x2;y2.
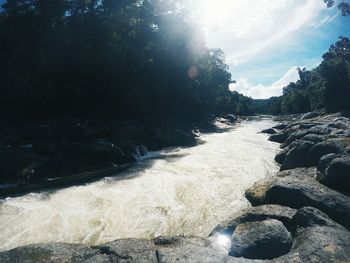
0;118;280;251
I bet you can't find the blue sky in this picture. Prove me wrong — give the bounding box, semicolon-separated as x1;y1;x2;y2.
198;0;350;98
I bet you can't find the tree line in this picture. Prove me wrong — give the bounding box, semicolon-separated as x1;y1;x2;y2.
0;0;254;123
254;37;350;115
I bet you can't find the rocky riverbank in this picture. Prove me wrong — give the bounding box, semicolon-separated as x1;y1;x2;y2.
0;112;349;262
0;114;238;197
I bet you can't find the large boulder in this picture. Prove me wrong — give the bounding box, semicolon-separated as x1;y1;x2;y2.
280;141;314;170
307;140;342;166
268;132;289;143
317;156;350;194
247;176;350;230
273;207;350;262
229;219;293;259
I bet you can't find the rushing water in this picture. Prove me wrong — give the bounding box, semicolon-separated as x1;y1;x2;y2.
0;118;280;251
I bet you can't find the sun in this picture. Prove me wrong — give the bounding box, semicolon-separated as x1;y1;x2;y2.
197;0;247;27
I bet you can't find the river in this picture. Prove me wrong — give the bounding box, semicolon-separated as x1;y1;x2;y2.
0;118;280;251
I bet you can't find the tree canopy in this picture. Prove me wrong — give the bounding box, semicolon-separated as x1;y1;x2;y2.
0;0;253;122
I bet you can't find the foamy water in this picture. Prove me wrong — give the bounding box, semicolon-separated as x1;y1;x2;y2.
0;118;279;251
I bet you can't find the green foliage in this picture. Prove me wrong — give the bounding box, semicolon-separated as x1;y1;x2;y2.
257;37;350;115
0;0;252;121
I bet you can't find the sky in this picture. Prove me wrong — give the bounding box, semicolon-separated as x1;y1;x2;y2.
197;0;350;99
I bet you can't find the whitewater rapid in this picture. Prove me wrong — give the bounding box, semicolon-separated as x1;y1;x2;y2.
0;118;280;251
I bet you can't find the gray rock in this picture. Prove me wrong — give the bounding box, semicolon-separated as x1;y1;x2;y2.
307;140;342;166
229;219;293;259
275;225;350;262
317;153;337;174
280;141;314;170
302;134;324;143
260;128;277;135
154;236;249;263
210;205;297;236
276;167;317;180
0;243;112;263
318;156;350;194
272;123;287;130
97;238;158;262
301;111;321;120
269;132;289;143
274;149;287;165
291;206;342;231
265;176;350;230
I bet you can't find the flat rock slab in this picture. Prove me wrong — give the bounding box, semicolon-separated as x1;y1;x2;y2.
230;219;293;260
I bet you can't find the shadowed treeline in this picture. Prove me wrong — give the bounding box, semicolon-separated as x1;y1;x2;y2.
0;0;254;122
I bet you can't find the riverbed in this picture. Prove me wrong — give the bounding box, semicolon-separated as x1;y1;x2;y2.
0;118;280;251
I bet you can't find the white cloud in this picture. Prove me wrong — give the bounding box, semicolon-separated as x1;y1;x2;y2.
201;0;326;64
312;12;338;28
230;67;300;99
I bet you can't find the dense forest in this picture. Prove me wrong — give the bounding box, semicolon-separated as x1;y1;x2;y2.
254;37;350;115
0;0;254;123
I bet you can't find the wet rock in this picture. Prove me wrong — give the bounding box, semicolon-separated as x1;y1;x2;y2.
260;128;277;135
211;205;297;236
317;156;350;194
229;219;293;259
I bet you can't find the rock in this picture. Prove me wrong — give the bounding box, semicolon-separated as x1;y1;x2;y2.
97;238;158;262
301;111;321;120
317;153;337;174
162;129;197;147
302;134;324;143
245;178;275;206
260;128;277;134
210;205;297;236
0;243;112;263
307;140;342;166
275;224;350;262
0;147;49;184
274;150;287;164
258;176;350;230
276;167;317;180
291;206;341;231
229;219;293;259
318;156;350;194
154;236;247;263
280;141;314;170
272;123;287;130
268;132;289;143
